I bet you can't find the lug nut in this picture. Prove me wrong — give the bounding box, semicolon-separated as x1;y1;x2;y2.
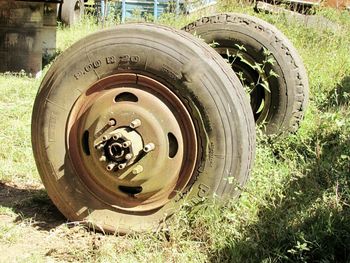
112;133;122;141
118;163;126;170
95;144;104;150
143;143;155;153
130;119;141;129
106;163;116;171
132;165;143;175
125;153;133;160
122;141;131;148
108;118;116;126
102;135;109;142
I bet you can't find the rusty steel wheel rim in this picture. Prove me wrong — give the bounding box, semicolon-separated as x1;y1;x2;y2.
67;73;198;212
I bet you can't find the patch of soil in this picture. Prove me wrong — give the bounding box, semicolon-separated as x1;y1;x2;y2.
0;181;106;262
0;181;66;230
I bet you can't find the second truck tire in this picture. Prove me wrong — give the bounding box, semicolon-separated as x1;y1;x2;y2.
183;13;309;134
60;0;84;26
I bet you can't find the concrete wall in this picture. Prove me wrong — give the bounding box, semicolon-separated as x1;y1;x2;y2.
0;1;57;76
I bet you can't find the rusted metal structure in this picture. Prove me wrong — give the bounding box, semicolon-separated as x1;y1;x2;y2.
0;0;58;75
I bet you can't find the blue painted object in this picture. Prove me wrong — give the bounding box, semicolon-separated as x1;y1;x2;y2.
154;0;158;21
122;0;126;22
120;0;169;22
97;0;217;22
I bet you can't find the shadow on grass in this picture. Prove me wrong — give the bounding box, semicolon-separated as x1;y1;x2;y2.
209;92;350;262
0;182;66;231
322;75;350;109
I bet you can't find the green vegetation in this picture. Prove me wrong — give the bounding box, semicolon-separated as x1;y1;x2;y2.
0;75;40;184
0;2;349;262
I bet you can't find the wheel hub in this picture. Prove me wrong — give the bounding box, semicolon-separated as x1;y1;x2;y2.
95;125;146;171
67;73;198;212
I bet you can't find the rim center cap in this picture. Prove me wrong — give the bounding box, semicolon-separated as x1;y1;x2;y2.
108;142;125;160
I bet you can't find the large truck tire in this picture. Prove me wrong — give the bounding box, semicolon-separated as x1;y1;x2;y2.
32;24;256;233
183;13;309;134
60;0;84;26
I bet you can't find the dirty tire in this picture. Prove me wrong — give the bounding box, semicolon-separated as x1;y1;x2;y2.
183;13;309;134
32;24;255;233
60;0;84;26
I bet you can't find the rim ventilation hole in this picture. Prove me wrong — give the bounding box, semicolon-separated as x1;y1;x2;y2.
168;132;178;158
119;186;143;195
82;130;90;156
115;92;138;103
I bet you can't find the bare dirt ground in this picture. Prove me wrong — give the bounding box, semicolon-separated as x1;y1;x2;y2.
0;181;109;262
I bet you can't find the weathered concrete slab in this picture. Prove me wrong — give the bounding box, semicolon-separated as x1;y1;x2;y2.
0;1;57;76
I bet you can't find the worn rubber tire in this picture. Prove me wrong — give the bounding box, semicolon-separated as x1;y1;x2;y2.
183;13;309;134
32;24;255;233
60;0;84;26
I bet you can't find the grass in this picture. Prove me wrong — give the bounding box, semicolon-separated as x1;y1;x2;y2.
0;75;40;184
0;1;349;262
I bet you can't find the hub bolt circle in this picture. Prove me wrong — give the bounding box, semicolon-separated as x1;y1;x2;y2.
132;165;144;175
106;163;116;171
96;144;104;150
143;143;155;153
108;118;116;126
112;133;122;141
125;153;133;160
130;119;141;129
118;163;126;170
122;141;131;148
